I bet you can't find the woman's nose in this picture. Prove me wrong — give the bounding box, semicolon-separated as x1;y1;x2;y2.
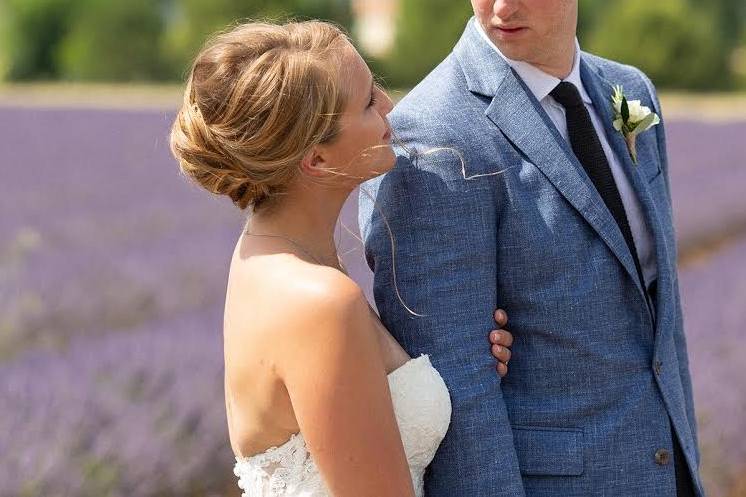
379;89;394;116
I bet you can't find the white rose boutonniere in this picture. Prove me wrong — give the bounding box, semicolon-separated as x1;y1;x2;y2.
611;85;660;165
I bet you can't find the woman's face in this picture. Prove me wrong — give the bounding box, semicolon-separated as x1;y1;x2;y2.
317;42;396;185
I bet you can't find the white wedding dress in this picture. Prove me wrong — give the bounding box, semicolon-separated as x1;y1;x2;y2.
233;354;452;497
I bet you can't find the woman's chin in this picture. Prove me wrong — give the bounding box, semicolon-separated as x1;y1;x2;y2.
380;149;397;173
358;147;396;182
361;152;396;182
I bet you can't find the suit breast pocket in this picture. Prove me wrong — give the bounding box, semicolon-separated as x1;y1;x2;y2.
512;426;585;476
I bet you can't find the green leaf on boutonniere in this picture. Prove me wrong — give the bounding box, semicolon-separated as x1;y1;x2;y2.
609;84;660;167
629;112;657;137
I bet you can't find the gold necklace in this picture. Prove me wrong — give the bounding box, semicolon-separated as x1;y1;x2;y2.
244;231;346;273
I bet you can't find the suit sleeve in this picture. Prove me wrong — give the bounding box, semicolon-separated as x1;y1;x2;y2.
358;147;527;496
639;71;701;467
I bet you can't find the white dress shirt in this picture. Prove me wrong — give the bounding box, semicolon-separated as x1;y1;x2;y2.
475;23;658;286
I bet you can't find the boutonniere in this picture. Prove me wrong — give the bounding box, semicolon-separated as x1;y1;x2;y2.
611;85;660;165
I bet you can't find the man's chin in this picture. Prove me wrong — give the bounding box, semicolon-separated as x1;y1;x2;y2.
490;41;528;62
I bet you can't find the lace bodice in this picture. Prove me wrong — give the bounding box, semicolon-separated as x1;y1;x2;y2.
233;354;452;496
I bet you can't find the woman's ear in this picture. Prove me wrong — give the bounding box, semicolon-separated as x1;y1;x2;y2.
300;145;330;177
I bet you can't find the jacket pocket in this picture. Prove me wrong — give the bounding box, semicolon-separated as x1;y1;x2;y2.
512;425;585;476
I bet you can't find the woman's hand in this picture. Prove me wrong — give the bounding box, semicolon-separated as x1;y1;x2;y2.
489;309;513;377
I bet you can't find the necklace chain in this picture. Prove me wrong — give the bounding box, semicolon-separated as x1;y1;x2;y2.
244;230;344;271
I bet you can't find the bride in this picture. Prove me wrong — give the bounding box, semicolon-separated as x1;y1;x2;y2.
170;20;514;497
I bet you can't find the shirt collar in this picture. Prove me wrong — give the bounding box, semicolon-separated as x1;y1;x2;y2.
474;21;592;105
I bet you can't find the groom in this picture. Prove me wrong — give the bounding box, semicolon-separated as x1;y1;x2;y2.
359;1;703;496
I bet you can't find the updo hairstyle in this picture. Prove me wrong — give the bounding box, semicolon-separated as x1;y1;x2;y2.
170;21;350;211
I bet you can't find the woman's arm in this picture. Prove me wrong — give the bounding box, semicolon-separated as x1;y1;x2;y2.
277;270;416;497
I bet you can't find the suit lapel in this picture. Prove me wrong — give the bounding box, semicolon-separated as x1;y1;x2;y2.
485;73;645;298
581;57;675;331
452;21;647;299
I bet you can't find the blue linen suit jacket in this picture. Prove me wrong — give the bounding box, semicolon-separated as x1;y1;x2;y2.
358;18;703;497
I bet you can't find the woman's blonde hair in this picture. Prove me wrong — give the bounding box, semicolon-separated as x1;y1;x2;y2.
170;20;351;211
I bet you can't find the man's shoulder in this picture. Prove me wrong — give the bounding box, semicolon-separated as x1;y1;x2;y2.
390;53;486;145
391;54;470;123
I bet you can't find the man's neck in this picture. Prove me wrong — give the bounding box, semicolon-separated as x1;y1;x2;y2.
502;41;577;80
529;52;575;80
474;21;577;80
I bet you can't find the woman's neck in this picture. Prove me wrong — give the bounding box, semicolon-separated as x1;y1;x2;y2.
245;189;349;268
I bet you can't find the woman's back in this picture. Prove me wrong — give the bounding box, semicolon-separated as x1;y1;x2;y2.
223;235;413;459
222;234;440;496
223;240;335;459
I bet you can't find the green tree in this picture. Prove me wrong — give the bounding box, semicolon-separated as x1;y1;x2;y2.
290;0;352;27
56;0;167;81
162;0;353;80
378;0;473;88
0;0;354;82
0;0;75;80
712;0;746;48
735;29;746;89
576;0;608;45
587;0;730;90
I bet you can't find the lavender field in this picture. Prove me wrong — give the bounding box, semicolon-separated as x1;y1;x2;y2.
0;106;745;497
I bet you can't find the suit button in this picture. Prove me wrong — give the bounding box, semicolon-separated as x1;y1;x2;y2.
655;448;671;465
654;360;663;375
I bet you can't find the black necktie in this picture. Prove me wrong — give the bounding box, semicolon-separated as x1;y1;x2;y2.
550;81;646;291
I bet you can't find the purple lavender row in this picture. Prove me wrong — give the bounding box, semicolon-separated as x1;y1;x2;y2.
678;236;746;497
2;110;745;360
0;108;744;496
1;236;745;497
0;307;233;497
666;120;746;252
0;108;243;358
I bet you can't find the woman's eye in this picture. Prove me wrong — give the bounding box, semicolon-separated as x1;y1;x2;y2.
368;91;377;108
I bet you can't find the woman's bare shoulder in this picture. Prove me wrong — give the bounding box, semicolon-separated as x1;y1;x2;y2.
227;253;369;339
